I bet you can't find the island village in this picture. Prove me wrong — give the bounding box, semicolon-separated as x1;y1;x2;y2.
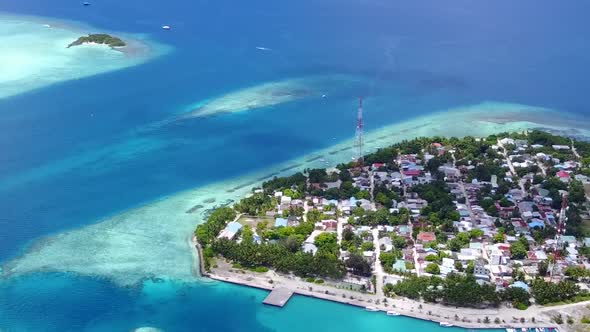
194;130;590;332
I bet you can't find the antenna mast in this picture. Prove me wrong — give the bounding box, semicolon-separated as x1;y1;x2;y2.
354;97;364;167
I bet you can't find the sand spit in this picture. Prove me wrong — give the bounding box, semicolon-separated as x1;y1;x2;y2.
0;12;169;100
3;102;590;287
179;75;365;118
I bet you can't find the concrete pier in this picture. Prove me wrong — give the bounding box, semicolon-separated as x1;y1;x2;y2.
262;287;293;307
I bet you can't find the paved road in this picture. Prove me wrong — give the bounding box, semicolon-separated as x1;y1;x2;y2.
572;139;582;160
536;160;547;176
413;246;421;277
497;139;526;194
336;217;343;245
451;151;477;223
372;228;384;297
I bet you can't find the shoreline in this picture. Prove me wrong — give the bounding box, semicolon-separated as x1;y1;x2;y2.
5;102;590;287
0;11;160;57
193;238;560;330
0;11;169;100
185;111;590;331
191;235;207;278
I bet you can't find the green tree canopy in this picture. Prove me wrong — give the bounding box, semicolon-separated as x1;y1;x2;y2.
425;263;440;275
510;241;527;259
314;232;338;254
346;253;372;277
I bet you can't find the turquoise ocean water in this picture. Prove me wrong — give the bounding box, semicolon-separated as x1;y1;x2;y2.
1;0;589;331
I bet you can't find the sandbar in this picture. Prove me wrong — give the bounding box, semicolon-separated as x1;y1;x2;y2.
2;101;590;286
0;12;169;100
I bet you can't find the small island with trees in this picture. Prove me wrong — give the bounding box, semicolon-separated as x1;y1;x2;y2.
194;130;590;330
67;34;126;48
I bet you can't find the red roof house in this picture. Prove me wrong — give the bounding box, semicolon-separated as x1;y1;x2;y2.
404;169;421;177
417;231;436;243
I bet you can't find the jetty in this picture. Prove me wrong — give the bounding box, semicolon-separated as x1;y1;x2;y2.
262;287;293;307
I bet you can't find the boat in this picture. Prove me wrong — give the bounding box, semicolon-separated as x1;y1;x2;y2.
505;329;516;332
365;306;378;312
162;25;171;30
440;322;454;327
386;311;401;316
83;1;91;5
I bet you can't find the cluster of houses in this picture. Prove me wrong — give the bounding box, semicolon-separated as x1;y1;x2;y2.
215;135;589;294
408;137;590;290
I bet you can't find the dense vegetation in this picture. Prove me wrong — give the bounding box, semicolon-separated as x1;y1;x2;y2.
67;34;126;48
531;279;581;305
195;207;236;246
212;238;345;278
194;129;590;304
415;181;460;228
386;273;537;309
262;172;306;194
386;274;501;307
234;192;276;215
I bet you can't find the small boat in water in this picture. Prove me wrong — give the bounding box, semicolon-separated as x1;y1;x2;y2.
365;306;378;312
162;25;171;30
83;1;91;5
440;322;454;327
386;311;400;316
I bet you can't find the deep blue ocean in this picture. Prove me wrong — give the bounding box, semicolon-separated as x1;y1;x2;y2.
1;0;589;331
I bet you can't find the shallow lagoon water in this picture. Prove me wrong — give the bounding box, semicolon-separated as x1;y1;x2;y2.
5;101;590;287
2;0;590;331
0;13;167;100
1;273;480;332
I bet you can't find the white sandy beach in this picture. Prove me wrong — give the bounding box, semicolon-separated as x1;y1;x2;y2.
0;12;169;100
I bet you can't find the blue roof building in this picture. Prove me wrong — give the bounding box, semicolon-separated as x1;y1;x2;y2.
302;243;318;255
528;220;545;229
561;235;577;245
227;221;243;233
275;218;288;228
510;281;530;292
253;231;262;244
392;260;407;272
218;221;243;240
